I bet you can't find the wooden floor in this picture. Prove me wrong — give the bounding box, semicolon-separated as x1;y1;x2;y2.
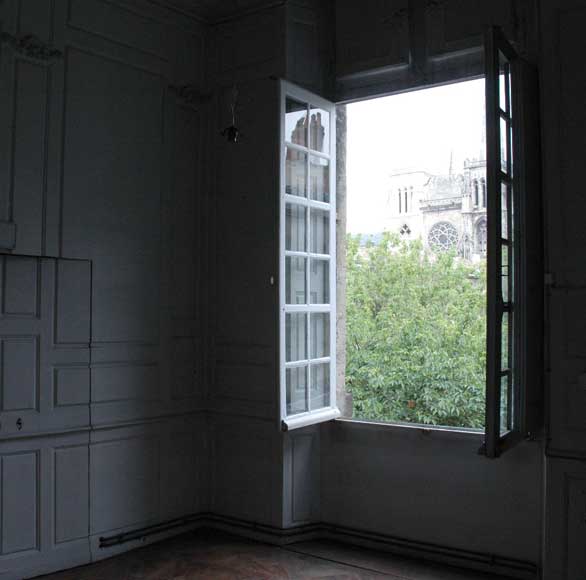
36;529;516;580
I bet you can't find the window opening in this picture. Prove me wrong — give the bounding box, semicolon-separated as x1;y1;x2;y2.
342;79;487;430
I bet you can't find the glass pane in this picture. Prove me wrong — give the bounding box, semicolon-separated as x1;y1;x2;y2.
501;181;509;239
286;366;308;415
286;148;307;197
501;244;510;303
501;311;509;371
286;204;306;251
310;362;330;410
310;209;330;254
286;257;306;305
286;313;307;362
309;107;329;153
500;116;508;174
499;73;507;114
310;156;330;203
310;259;329;304
310;313;330;359
500;373;510;433
499;55;509;113
286;98;307;146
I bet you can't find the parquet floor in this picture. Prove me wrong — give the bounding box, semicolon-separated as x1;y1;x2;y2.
36;529;516;580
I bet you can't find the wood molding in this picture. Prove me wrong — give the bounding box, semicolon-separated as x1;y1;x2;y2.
0;32;63;64
169;84;212;108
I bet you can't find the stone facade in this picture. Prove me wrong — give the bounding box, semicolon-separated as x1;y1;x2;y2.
385;157;487;262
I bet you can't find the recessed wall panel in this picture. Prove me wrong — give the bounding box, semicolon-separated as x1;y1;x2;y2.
67;0;166;58
91;364;159;403
54;366;90;407
171;338;196;400
61;48;163;344
55;445;89;544
1;452;38;554
55;260;91;346
1;336;38;411
90;436;159;533
171;107;198;322
1;256;38;316
12;61;49;256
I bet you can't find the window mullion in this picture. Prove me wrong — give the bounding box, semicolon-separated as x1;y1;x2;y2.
484;26;503;458
305;125;312;413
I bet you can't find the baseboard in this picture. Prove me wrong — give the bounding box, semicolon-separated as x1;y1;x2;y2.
97;512;538;580
319;524;538;580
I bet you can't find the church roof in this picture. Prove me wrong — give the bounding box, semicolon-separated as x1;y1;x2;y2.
423;174;464;200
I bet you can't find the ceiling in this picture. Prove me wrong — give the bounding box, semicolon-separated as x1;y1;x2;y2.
163;0;279;22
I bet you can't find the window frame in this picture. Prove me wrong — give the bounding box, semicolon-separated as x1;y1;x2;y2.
279;80;339;432
483;26;523;458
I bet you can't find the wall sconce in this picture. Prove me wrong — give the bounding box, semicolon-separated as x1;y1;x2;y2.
221;85;240;143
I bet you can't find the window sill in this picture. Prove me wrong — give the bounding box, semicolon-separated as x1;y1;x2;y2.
282;407;340;432
332;417;484;441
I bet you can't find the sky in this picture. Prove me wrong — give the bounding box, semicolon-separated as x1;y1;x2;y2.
346;79;486;234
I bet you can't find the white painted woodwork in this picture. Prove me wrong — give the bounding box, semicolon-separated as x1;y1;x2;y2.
0;0;207;577
0;0;579;578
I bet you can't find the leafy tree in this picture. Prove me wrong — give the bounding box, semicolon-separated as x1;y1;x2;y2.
345;232;486;428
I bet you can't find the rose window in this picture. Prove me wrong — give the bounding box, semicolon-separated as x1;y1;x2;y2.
428;221;459;252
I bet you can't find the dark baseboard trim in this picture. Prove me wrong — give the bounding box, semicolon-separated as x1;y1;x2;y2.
99;512;538;579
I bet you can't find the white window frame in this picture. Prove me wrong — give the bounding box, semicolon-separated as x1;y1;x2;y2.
279;80;339;431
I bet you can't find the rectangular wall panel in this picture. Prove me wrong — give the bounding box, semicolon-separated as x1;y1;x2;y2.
171;338;197;400
55;259;91;346
90;435;159;533
54;445;89;544
1;336;38;412
160;429;198;519
53;366;90;408
61;47;163;345
1;451;38;554
11;60;49;256
567;474;586;578
67;0;167;59
1;255;39;316
291;432;317;523
91;364;159;403
171;106;198;323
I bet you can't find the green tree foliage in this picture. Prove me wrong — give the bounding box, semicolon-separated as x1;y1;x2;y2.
345;232;486;428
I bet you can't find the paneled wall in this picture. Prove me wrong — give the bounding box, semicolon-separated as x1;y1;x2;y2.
209;2;284;524
335;0;538;101
208;1;330;530
0;1;208;578
540;1;586;578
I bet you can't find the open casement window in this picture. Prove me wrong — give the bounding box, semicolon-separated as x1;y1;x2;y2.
279;81;339;431
483;27;542;457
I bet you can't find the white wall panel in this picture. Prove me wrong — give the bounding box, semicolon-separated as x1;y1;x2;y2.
283;425;320;527
0;256;90;439
545;457;586;580
54;444;89;544
1;451;38;555
321;421;543;565
425;0;513;59
335;0;409;78
0;0;207;577
211;415;279;526
1;255;39;315
0;0;55;256
90;429;160;534
0;433;90;580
